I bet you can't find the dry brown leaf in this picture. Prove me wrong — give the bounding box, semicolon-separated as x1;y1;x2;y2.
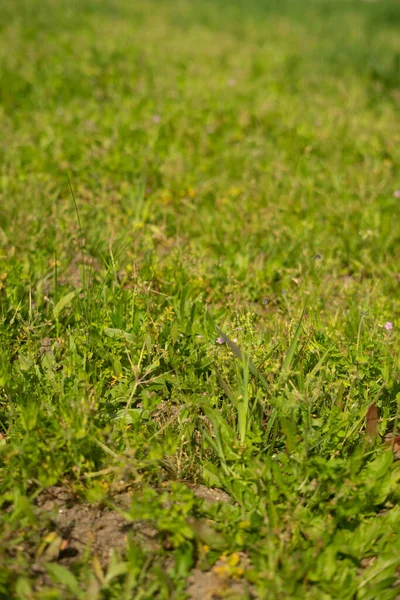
366;403;378;440
384;434;400;460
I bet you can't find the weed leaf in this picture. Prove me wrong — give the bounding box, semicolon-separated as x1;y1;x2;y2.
53;291;75;319
46;563;83;598
104;328;135;341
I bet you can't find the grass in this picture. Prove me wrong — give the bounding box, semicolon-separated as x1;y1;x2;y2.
0;0;400;598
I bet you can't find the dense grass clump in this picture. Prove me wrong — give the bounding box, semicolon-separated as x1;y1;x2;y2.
0;0;399;598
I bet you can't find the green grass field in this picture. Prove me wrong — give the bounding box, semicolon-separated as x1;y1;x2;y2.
1;0;400;598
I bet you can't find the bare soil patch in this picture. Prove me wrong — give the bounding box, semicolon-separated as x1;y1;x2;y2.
186;553;253;600
28;484;254;598
34;486;158;567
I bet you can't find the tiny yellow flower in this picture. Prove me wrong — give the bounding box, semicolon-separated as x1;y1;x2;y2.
228;553;240;567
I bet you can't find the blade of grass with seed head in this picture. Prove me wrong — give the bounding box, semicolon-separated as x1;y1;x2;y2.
215;326;269;390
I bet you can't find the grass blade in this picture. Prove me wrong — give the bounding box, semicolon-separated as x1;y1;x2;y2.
280;309;304;379
53;291;75;319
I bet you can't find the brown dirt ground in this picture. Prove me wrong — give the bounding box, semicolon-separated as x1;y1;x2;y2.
31;485;255;599
186;553;253;600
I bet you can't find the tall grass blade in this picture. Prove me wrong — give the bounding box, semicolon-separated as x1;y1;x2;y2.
215;326;269;390
280;309;304;380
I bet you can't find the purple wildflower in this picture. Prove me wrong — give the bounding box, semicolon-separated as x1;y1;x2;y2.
216;337;225;344
384;322;393;330
394;190;400;198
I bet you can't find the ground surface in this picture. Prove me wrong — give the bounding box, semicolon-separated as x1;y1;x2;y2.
0;0;400;598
